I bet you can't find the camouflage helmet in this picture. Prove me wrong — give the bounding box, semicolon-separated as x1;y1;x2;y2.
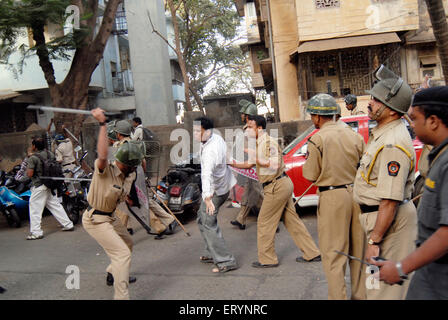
114;140;145;167
107;121;117;141
365;65;412;114
239;99;252;113
344;94;357;107
306;93;339;115
244;102;258;116
114;120;132;136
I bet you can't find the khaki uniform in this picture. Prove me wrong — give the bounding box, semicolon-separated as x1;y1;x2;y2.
112;139;173;234
255;132;320;265
112;139;133;228
353;119;418;300
303;121;366;300
417;144;433;179
234;124;264;225
55;139;76;177
82;159;136;300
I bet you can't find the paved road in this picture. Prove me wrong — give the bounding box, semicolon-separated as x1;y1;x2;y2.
0;202;330;300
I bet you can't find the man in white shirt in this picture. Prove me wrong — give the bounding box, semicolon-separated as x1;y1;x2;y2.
194;117;238;273
131;117;143;141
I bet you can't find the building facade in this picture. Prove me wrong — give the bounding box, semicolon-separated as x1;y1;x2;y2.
235;0;447;119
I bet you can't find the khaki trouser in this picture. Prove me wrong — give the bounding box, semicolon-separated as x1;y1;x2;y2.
82;208;133;300
148;198;174;234
359;201;417;300
317;187;366;300
236;178;263;225
257;176;320;265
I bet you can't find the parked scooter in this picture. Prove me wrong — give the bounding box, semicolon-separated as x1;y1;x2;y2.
0;186;31;228
154;154;201;221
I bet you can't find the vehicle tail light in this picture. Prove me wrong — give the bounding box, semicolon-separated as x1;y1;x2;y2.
170;186;181;197
157;184;167;193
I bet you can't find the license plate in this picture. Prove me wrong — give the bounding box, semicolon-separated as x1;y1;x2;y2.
169;197;181;205
157;191;167;200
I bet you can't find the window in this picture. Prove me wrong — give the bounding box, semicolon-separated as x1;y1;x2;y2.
315;0;340;9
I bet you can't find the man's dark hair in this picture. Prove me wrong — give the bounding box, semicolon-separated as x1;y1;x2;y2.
194;117;214;130
32;137;45;151
253;115;267;130
133;117;142;125
417;104;448;128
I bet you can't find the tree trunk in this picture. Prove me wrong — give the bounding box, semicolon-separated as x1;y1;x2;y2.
34;0;123;137
166;0;193;112
425;0;448;83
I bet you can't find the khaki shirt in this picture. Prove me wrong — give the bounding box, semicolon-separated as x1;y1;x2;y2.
55;139;75;165
353;119;416;205
87;159;136;213
417;144;433;179
255;132;284;184
303;122;365;187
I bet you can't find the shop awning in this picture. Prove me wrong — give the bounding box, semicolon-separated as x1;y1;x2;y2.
0;90;21;101
297;32;401;54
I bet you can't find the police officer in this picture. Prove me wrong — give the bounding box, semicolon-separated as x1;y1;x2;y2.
54;131;76;178
113;120;176;239
374;86;448;300
303;93;366;300
353;65;418;300
231;99;264;230
82;108;144;300
231;115;321;267
344;94;364;115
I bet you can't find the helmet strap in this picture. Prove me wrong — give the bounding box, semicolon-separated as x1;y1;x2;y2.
371;104;387;121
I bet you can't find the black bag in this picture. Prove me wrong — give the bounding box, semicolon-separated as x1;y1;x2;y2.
35;151;64;193
142;127;156;141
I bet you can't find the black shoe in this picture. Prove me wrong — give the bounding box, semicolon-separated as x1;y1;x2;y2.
106;272;137;286
230;220;246;230
164;221;177;235
127;228;134;235
0;286;6;294
296;255;321;263
251;261;279;268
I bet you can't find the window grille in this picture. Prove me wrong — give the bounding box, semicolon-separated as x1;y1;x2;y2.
315;0;340;9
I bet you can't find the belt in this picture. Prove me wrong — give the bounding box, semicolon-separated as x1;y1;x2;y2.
88;205;113;216
63;161;76;167
318;185;348;193
360;199;410;214
262;173;287;188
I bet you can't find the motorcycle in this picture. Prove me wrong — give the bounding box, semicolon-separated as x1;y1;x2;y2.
154;154;202;221
60;152;91;225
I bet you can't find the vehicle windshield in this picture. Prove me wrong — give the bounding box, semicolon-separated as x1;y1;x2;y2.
282;125;315;155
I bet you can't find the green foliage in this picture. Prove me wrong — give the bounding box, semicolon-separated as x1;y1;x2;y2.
172;0;248;100
0;0;93;74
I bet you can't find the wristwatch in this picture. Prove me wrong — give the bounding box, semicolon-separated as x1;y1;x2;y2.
368;238;381;245
396;261;408;280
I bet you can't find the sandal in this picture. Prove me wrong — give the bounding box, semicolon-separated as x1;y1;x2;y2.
199;256;214;264
212;265;238;273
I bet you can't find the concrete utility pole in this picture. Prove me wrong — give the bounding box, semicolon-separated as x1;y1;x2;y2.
125;0;177;125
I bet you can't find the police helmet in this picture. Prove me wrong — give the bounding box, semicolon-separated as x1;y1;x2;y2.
55;134;65;141
344;94;357;107
365;65;412;114
306;93;339;115
114;141;144;167
107;121;118;141
114;120;132;136
239;99;252;113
